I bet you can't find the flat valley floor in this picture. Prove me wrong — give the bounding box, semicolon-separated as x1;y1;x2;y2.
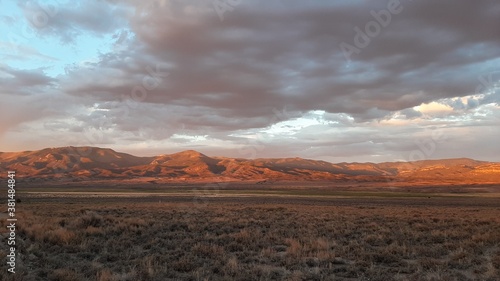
1;188;500;281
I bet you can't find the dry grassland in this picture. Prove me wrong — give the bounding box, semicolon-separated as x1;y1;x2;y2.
1;195;499;280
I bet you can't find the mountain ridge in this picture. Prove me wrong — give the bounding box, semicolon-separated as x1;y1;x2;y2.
1;146;499;184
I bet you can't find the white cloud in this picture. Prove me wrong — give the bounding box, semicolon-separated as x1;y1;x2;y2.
414;101;454;116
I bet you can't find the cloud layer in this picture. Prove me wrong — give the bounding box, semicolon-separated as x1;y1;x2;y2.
1;0;499;162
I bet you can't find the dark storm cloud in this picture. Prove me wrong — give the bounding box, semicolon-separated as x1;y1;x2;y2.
57;0;500;128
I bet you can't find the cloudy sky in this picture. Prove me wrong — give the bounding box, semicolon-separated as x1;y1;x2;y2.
1;0;499;162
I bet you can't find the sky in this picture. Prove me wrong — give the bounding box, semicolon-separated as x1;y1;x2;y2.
0;0;499;163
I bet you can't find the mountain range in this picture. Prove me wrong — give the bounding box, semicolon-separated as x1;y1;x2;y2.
1;146;499;185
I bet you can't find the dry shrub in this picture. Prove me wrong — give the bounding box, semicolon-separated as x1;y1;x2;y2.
254;265;288;280
75;211;104;229
492;252;500;269
286;238;303;258
136;255;158;280
419;257;445;271
233;229;252;245
288;270;304;281
172;256;196;272
225;256;239;275
96;269;115;281
48;268;80;281
20;222;51;241
85;226;104;235
47;228;77;245
259;247;279;264
121;217;148;228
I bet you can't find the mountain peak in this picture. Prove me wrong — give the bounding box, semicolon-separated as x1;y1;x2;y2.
171;150;207;158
